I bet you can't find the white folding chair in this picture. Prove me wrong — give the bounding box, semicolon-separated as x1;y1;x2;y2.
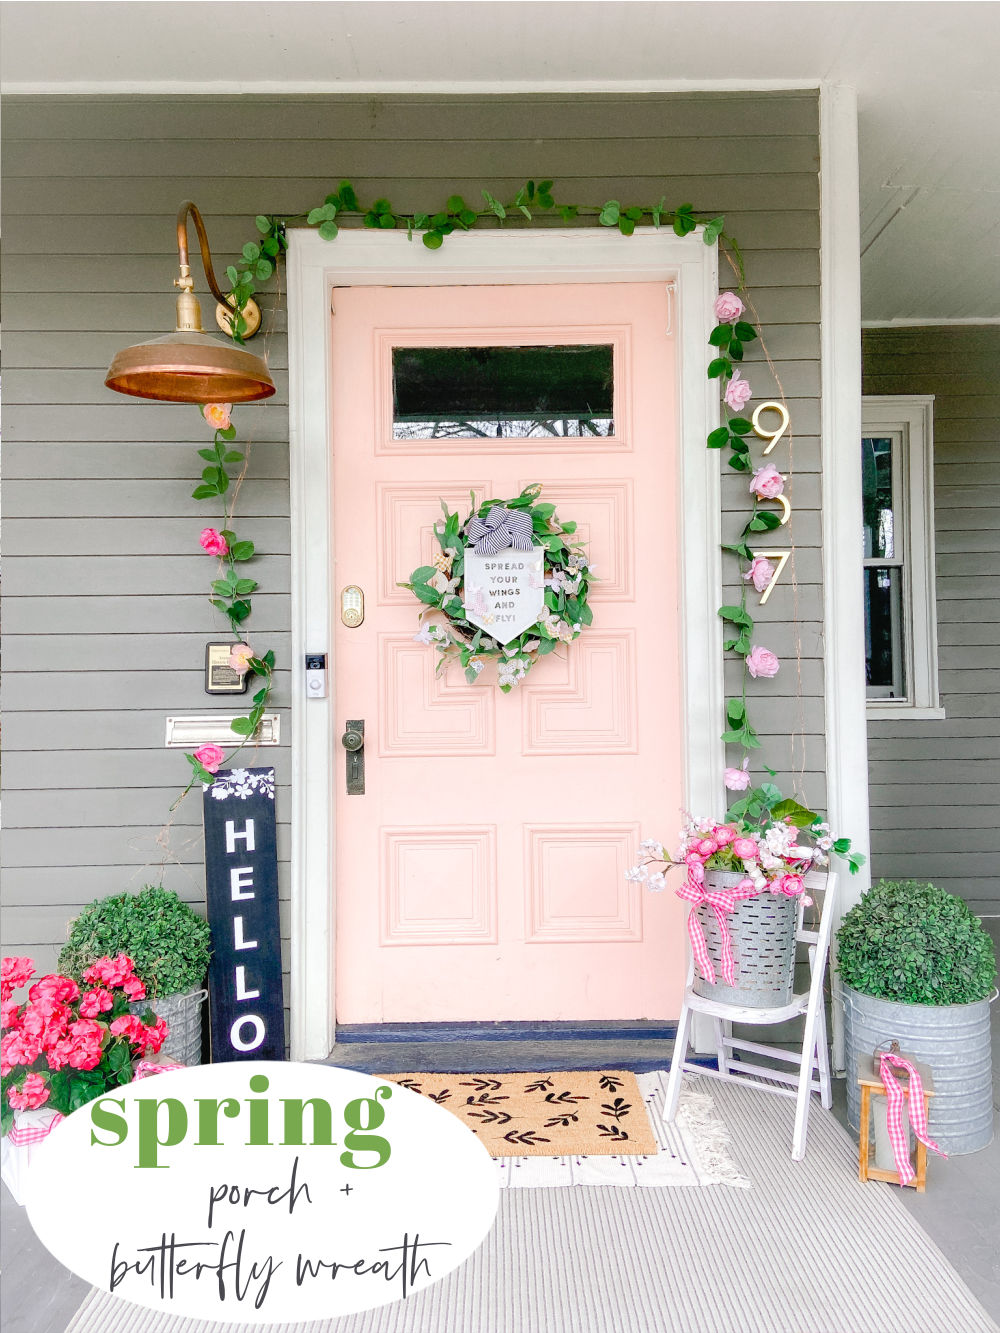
663;869;838;1160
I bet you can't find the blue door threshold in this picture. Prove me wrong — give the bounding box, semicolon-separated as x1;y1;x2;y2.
324;1020;715;1076
335;1019;678;1044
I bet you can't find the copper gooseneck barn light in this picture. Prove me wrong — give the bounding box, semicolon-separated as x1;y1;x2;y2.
105;201;276;403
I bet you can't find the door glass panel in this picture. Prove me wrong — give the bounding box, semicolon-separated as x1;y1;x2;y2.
862;436;895;558
865;565;905;698
392;344;614;440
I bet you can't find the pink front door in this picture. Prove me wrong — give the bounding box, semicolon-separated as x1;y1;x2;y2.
331;282;684;1023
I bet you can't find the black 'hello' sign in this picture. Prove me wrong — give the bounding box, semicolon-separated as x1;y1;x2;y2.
202;766;285;1061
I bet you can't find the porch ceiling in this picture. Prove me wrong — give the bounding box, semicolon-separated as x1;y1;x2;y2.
1;1;998;321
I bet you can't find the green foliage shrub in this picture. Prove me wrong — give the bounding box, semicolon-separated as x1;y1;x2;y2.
59;885;212;997
837;879;996;1005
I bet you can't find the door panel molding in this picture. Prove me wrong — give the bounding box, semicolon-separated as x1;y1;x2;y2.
287;228;723;1060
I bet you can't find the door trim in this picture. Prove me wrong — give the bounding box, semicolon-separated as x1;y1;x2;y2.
286;227;723;1060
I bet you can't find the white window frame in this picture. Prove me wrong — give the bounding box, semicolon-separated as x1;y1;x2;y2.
861;395;943;720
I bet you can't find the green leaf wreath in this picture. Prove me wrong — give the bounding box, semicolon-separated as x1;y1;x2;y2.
400;485;594;692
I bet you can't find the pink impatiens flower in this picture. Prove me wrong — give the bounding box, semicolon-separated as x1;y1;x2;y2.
199;527;229;557
724;757;752;791
746;645;780;679
202;403;232;431
750;464;785;500
744;555;775;594
714;292;745;323
193;744;225;774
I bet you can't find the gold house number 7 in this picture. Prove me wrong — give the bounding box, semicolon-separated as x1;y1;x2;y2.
750;401;792;603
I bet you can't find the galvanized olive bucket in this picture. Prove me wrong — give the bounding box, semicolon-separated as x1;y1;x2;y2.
691;870;798;1009
841;983;995;1155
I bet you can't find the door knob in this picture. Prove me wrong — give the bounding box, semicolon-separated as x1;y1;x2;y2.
342;720;365;795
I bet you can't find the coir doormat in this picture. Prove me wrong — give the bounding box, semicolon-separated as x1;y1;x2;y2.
384;1069;657;1157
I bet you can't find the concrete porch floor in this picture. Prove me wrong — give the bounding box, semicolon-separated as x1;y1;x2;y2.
2;929;998;1333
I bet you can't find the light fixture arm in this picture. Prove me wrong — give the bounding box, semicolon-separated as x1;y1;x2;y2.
176;200;229;307
172;200;262;339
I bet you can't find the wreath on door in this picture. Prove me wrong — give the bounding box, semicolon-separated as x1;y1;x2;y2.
401;485;594;691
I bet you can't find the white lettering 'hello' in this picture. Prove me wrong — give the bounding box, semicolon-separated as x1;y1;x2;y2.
225;819;255;853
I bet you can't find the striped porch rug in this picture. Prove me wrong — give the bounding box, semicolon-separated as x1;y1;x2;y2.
64;1077;998;1333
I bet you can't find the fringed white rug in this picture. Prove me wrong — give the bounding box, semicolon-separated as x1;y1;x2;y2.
497;1071;749;1188
63;1076;999;1333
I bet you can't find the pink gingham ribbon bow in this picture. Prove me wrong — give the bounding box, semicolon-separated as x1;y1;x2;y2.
676;871;759;987
878;1051;946;1185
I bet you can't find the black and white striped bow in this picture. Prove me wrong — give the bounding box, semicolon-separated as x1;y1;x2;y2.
465;505;535;556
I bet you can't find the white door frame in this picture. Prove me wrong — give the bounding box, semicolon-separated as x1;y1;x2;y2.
286;226;724;1060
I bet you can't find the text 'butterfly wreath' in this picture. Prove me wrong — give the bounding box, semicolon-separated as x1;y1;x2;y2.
401;485;594;691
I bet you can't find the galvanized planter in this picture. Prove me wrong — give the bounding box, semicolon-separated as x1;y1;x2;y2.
131;985;207;1066
691;870;798;1009
841;983;995;1155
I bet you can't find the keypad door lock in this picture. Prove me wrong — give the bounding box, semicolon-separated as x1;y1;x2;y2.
341;719;365;795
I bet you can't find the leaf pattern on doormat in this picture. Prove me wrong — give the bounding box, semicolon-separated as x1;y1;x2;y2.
383;1069;656;1157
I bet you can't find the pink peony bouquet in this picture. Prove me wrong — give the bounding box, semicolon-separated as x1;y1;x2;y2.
1;954;168;1134
628;790;863;901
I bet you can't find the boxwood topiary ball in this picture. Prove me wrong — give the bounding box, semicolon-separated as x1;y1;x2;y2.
836;878;996;1006
59;885;212;998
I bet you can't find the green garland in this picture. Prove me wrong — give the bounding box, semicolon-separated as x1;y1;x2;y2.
400;486;594;692
178;175;857;859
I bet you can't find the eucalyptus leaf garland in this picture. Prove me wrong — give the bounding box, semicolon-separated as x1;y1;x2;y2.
174;175;853;847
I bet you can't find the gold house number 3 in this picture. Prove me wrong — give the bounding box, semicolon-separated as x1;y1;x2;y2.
751;401;792;602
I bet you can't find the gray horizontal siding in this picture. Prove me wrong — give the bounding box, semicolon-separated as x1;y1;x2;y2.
862;326;1000;916
1;90;823;985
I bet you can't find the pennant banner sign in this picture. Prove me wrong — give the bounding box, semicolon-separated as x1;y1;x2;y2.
202;767;285;1061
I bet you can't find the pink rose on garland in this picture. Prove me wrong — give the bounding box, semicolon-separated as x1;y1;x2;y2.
199;527;229;557
193;744;225;774
714;292;745;323
724;757;752;791
229;643;254;675
724;369;753;411
733;837;758;860
202;402;232;431
744;555;775;594
750;464;785;500
746;645;780;679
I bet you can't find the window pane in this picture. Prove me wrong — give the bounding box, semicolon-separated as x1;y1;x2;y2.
862;436;895;558
392;344;614;440
865;565;906;698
